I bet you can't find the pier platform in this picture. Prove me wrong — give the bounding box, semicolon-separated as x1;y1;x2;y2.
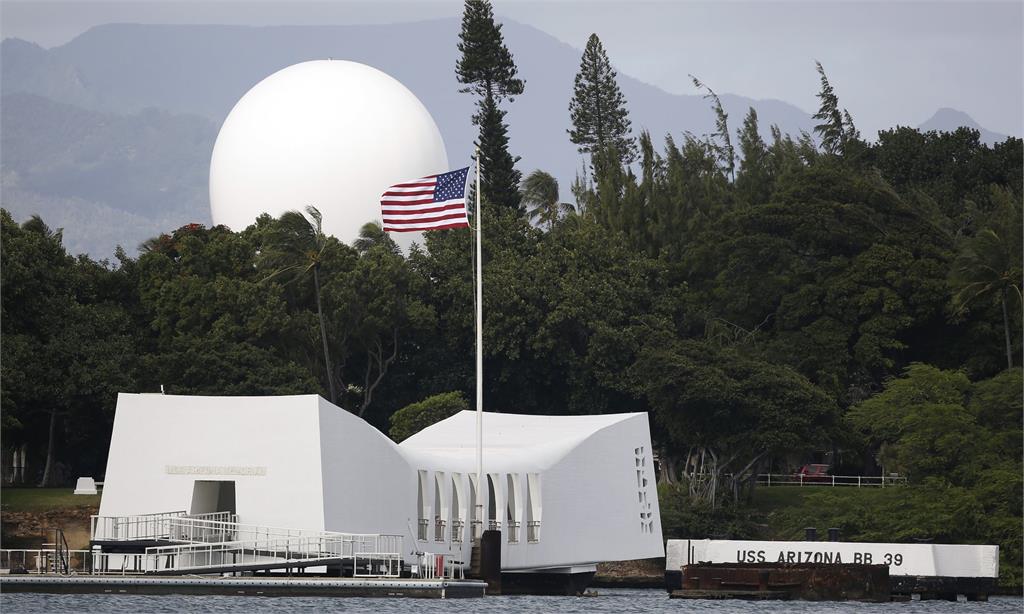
0;575;486;598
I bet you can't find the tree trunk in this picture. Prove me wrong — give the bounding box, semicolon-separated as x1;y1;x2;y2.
1001;286;1013;369
657;448;677;485
313;265;336;404
38;409;57;487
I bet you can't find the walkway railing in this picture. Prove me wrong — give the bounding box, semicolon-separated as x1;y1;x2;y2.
417;552;462;580
757;474;907;487
90;510;186;542
81;511;407;577
90;511;236;542
451;520;464;544
1;549;94;575
166;518;399;554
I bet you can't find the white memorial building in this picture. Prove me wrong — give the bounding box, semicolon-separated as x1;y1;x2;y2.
98;393;664;588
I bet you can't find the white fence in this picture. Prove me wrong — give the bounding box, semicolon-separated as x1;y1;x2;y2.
416;552;463;580
9;512;417;578
77;512;406;577
90;510;235;542
757;474;907;487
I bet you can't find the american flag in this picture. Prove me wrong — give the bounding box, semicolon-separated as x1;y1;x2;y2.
380;167;470;232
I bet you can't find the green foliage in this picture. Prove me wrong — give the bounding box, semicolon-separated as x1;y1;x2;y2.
846;364;1019;483
836;365;1023;585
691;76;735;180
658;483;759;539
568;34;636;166
476;94;523;210
812;61;858;156
735;107;771;205
1;210;137;484
389;391;469;442
950;191;1023;369
259;206;341;402
455;0;523;102
521;170;574;230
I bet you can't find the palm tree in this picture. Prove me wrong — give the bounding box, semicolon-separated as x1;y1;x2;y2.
950;193;1022;369
20;216;67;487
521;170;575;230
353;221;399;255
260;206;338;402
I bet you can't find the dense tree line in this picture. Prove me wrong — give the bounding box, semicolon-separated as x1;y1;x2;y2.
2;0;1020;585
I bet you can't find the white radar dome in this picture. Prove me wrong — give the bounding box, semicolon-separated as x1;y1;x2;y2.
209;60;448;248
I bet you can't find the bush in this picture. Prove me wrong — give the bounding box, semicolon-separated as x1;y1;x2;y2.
658;482;760;540
388;391;469;442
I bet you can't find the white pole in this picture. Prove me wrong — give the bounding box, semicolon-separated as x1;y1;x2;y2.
474;147;484;538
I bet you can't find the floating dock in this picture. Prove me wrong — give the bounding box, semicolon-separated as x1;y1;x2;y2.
0;575;486;598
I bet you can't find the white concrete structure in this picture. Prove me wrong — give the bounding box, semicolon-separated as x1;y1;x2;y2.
209;60;448;249
99;394;664;577
73;477;98;495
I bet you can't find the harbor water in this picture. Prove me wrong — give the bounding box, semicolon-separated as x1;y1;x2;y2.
1;588;1020;613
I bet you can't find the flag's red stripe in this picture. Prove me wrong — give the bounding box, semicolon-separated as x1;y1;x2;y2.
379;197;439;206
382;213;468;225
381;203;466;215
384;222;469;232
382;189;435;197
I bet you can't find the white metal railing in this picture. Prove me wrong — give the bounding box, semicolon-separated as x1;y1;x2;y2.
84;512;404;577
434;519;446;542
144;536;403;576
0;549;154;576
507;520;520;544
527;521;541;543
417;518;429;541
352;552;403;578
470;520;482;543
91;551;151;575
451;519;464;544
90;510;187;542
487;519;501;531
165;517;402;557
1;549;94;574
90;511;236;542
167;514;239;543
757;474;908;487
417;552;462;580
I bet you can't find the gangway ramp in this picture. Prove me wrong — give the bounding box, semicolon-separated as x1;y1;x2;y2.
90;512;405;577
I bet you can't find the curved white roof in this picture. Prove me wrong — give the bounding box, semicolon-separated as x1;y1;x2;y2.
398;410;644;471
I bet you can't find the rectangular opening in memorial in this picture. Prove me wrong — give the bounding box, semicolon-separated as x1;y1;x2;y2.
189;480;236;515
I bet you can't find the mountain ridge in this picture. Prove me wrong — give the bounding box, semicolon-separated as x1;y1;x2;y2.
918;107;1007;145
0;20;1014;258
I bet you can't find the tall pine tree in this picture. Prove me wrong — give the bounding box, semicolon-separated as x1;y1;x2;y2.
691;76;735;180
569;34;636;168
456;0;525;211
735;107;771;205
812;61;858;156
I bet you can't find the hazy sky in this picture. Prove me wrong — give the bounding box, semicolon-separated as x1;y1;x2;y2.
3;0;1021;138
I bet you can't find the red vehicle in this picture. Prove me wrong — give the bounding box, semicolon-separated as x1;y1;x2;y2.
795;463;830;482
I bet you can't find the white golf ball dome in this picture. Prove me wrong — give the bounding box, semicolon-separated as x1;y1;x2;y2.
209;60;448;247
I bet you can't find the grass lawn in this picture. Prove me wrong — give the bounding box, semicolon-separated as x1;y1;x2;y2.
750;485;821;514
0;488;100;512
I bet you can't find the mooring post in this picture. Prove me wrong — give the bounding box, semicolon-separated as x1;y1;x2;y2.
480;529;501;595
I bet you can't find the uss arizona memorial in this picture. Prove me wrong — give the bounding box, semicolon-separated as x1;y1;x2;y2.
96;393;664;586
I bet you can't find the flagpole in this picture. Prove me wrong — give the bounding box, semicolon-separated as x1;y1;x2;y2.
474;147;484;540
